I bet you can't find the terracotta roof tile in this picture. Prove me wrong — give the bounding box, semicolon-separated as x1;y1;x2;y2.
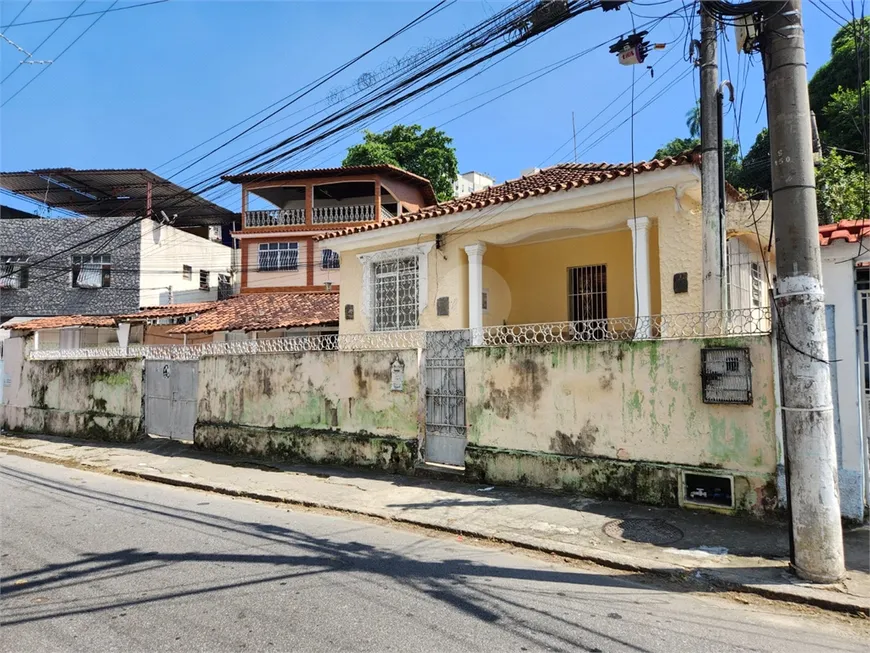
314;153;700;242
11;315;116;331
168;292;339;334
818;219;870;246
116;302;220;320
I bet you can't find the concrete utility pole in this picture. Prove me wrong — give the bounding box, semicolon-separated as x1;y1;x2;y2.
762;0;845;583
699;5;723;314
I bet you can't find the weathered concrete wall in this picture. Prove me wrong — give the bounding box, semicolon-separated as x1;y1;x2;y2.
0;355;144;442
195;349;421;471
465;337;778;514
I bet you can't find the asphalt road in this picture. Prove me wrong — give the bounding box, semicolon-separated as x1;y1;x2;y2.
0;455;865;653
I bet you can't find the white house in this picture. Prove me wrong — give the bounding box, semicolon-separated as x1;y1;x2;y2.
452;171;495;198
820;220;869;521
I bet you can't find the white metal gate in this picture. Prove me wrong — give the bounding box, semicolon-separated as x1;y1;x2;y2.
145;359;198;440
424;329;470;466
858;289;870;503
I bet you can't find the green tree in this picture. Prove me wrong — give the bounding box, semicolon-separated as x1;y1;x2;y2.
732;128;771;196
653;136;742;186
342;124;459;202
808;18;869;156
686;102;701;139
815;150;869;224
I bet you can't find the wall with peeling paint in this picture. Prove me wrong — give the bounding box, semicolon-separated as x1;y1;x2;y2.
464;337;777;510
0;350;144;442
197;349;421;437
195;349;422;472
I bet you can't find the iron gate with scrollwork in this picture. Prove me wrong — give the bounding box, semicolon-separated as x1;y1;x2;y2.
144;359;198;440
424;329;471;466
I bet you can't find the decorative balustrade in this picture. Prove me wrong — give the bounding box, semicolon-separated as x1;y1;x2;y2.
27;309;770;361
312;204;376;224
245;208;306;228
29;330;427;360
475;307;772;346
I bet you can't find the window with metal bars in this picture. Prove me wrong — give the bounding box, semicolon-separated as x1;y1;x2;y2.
258;242;298;271
72;254;111;288
568;265;607;322
372;257;419;331
199;269;210;291
0;255;30;289
727;238;765;310
321;248;340;269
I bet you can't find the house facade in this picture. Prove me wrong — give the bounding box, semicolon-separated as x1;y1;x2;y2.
320;156;773;339
453;171;495;198
819;220;869;521
223;164;437;295
0;217;233;327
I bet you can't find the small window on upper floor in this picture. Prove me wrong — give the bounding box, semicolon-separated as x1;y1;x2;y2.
258;242;298;272
183;264;192;280
200;269;210;291
72;254;111;288
0;255;30;289
321;248;340;270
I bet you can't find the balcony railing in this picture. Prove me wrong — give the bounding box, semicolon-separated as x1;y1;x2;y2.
312;204;378;224
245;209;306;228
245;205;396;228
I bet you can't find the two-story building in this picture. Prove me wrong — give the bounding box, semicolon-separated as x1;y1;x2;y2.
160;164;437;339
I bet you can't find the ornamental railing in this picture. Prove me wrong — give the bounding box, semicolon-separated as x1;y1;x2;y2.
312;204;376;224
245;208;306;228
29;330;426;360
475;307;771;346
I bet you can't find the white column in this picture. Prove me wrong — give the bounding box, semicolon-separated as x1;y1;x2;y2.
627;217;651;338
464;242;487;345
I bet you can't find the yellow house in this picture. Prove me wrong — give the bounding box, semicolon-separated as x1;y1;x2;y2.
316;154;773;338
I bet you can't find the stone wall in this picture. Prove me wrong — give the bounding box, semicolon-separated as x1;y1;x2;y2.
195;349;422;472
0;352;144;442
0;217;141;319
464;337;779;515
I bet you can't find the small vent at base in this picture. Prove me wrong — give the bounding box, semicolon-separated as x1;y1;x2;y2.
683;472;734;508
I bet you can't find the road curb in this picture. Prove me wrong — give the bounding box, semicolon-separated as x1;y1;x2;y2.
4;444;868;616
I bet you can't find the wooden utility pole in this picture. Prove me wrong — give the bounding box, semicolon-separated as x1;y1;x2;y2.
762;0;844;582
700;6;723;314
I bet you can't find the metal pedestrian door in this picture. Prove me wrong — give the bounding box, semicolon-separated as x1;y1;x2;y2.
424;330;470;466
145;360;198;440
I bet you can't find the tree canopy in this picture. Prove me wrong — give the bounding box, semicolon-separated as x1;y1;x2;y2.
342;124;459;202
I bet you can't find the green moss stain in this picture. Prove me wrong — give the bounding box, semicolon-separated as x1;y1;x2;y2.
627;390;644;419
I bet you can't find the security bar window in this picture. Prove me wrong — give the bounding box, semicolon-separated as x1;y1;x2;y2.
372;256;419;331
568;264;607;322
701;347;753;404
200;269;210;291
258;242;298;271
727;238;765;310
182;264;192;280
0;255;30;289
321;248;340;269
72;254;111;288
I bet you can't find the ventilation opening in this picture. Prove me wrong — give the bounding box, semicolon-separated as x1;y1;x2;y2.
683;472;733;508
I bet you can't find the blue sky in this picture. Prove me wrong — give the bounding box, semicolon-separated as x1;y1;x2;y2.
0;1;846;214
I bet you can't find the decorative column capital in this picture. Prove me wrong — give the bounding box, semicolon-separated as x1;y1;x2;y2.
464;242;487;258
626;216;650;232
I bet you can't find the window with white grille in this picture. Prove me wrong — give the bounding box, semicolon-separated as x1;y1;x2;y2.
0;255;30;289
72;254;111;288
568;265;607;322
321;248;340;269
372;257;419;331
727;238;765;310
258;242;298;271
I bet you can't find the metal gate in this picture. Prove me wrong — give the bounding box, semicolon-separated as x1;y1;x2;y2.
145;359;198;440
424;329;470;466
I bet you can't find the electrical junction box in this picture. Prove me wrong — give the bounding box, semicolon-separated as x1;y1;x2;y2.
734;15;758;54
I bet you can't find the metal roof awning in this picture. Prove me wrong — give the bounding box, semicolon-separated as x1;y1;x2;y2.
0;168;238;227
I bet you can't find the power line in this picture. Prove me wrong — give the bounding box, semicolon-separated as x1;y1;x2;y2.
0;0;169;29
2;1;119;108
1;0;33;29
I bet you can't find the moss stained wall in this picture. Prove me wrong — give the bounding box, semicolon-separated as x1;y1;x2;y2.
196;349;421;438
465;337;777;475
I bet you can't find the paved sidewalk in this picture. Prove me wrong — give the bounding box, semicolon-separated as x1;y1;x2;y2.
1;432;868;614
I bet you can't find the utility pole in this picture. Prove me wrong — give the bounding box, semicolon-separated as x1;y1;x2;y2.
699;5;723;314
762;0;844;583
